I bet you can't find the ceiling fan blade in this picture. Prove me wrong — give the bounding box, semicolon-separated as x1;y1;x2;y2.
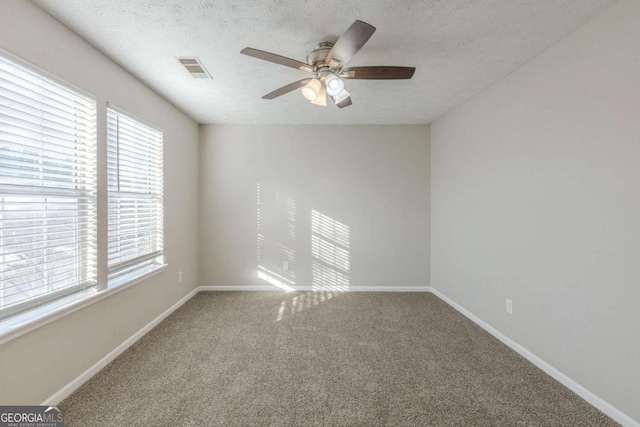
241;48;313;73
332;90;353;109
341;66;415;80
262;79;311;99
325;20;376;66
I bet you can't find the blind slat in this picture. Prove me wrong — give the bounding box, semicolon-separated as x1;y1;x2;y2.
3;265;98;294
107;140;162;162
3;276;95;304
0;114;96;141
0;65;95;112
0;99;95;131
1;129;97;154
2;251;93;276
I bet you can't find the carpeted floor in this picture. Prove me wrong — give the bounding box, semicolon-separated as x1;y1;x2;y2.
62;292;617;426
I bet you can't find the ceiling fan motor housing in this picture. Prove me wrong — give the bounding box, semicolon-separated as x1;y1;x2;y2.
306;42;335;68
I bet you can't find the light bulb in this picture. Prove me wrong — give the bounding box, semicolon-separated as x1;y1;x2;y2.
301;79;321;101
325;74;344;97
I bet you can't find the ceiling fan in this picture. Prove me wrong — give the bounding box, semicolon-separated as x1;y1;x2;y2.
241;20;415;109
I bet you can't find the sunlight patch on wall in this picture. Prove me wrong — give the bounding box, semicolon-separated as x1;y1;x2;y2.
258;265;295;292
311;210;350;248
257;183;296;289
311;210;350;291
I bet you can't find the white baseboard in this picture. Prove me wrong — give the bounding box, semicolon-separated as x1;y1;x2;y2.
199;285;431;292
40;287;200;406
200;285;284;291
429;287;639;427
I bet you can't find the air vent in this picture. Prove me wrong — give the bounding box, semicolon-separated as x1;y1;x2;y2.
178;57;212;79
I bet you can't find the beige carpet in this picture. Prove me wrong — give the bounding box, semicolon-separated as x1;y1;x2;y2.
62;292;617;426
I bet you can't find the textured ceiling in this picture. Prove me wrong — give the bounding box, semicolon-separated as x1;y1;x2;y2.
33;0;615;124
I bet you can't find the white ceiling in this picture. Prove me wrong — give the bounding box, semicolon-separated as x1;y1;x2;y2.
34;0;615;125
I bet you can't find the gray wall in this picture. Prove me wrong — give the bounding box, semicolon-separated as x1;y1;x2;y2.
431;0;640;422
0;1;200;404
199;125;430;290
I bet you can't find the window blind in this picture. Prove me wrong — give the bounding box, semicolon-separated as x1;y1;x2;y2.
107;108;163;279
0;53;97;320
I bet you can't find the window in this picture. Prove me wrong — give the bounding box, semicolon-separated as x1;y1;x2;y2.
0;53;97;320
107;107;163;282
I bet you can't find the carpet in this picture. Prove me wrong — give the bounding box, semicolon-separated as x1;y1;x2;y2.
62;291;617;426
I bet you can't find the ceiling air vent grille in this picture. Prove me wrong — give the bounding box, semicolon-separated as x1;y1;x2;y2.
178;57;212;79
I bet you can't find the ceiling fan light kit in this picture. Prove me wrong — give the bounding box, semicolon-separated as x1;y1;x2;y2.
304;74;344;107
310;83;328;106
325;73;345;97
302;78;322;101
241;19;415;109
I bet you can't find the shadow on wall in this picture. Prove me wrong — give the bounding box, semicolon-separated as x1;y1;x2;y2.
255;183;351;292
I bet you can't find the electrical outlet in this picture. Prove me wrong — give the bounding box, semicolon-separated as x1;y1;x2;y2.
283;261;290;271
178;271;183;283
506;298;513;315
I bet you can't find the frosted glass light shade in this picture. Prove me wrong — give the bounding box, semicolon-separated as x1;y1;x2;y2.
311;84;327;106
301;78;321;101
325;74;344;96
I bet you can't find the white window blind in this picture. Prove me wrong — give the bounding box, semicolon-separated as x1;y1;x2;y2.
107;108;163;280
0;53;97;320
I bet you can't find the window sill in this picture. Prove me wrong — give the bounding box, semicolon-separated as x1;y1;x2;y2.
0;264;167;346
108;263;166;290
